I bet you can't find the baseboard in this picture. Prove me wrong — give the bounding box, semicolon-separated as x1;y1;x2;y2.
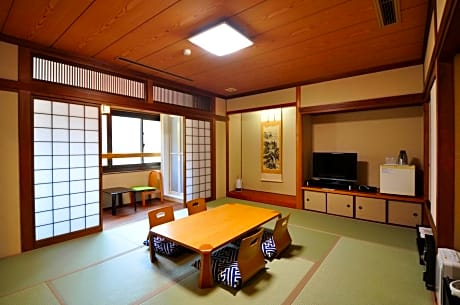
227;189;296;208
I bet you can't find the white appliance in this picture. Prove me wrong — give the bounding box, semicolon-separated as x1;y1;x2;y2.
379;164;415;196
436;248;460;305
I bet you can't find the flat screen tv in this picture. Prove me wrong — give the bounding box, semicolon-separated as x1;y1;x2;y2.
312;152;358;183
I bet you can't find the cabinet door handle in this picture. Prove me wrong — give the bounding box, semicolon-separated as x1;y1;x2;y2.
358;206;362;210
306;198;310;201
347;204;351;208
413;213;418;217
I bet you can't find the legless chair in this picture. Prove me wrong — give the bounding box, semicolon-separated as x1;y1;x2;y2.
130;170;164;209
185;198;207;215
193;228;266;289
147;206;183;256
261;214;292;260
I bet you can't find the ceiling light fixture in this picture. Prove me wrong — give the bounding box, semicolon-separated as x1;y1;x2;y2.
188;22;253;56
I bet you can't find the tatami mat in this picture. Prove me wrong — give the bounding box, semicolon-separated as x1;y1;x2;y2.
293;237;432;305
0;198;434;305
0;231;140;296
141;256;314;305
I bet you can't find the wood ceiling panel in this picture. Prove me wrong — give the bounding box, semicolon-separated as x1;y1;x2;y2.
138;0;377;78
2;0;93;46
94;0;263;62
0;0;13;30
160;3;426;94
52;0;179;57
0;0;430;97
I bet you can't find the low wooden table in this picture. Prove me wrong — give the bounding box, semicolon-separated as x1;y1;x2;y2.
149;203;280;288
102;187;133;216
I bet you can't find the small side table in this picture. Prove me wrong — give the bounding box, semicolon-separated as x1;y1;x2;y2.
103;187;133;216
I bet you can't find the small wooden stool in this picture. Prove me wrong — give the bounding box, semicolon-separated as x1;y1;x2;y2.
130;186;157;208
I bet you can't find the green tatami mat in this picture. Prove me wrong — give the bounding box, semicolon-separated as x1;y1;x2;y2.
293;237;432;305
51;247;197;305
0;284;60;305
142;256;314;305
219;197;416;250
0;230;140;296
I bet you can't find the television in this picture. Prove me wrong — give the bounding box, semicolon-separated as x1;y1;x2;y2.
312;152;358;183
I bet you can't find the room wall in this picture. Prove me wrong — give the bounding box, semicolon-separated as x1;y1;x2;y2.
0;41;18;81
0;90;21;258
301;65;423;107
228;113;242;192
310;106;424;187
215;120;226;199
240;107;297;195
227;88;296;112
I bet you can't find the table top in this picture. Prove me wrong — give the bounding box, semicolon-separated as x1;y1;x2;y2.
150;203;280;252
102;187;132;194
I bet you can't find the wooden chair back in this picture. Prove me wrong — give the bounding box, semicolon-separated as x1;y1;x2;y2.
237;228;265;285
148;206;175;229
272;214;292;256
148;170;164;202
186;198;207;215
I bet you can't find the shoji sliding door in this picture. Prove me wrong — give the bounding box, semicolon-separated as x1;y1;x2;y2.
33;99;100;241
184;118;212;201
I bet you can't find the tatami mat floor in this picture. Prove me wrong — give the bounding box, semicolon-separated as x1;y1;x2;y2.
0;198;435;305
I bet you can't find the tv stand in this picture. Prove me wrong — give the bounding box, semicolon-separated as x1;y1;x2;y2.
305;179;354;191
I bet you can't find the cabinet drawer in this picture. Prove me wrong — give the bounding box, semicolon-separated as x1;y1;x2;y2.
304;191;326;212
355;197;386;223
327;193;353;217
388;201;421;227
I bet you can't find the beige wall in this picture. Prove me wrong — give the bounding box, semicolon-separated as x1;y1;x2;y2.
0;41;18;81
228;114;242;191
239;107;296;195
0;91;21;258
215;120;226;198
310;106;424;187
454;54;460;250
301;65;423;107
227;88;296;112
436;0;447;29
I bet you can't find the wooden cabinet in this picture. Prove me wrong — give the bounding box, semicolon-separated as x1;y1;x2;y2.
327;193;353;217
304;190;326;212
355;197;386;223
388;200;422;227
302;187;423;227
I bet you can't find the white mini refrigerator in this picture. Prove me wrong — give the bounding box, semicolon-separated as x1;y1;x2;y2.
379;164;415;196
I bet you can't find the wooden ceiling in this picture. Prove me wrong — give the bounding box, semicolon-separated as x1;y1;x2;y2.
0;0;429;98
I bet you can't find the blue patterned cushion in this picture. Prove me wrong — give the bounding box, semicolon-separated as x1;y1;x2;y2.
152;236;184;256
192;246;242;289
261;230;277;260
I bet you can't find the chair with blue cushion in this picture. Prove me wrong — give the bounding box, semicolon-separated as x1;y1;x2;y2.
147;206;184;256
193;228;266;289
261;214;292;260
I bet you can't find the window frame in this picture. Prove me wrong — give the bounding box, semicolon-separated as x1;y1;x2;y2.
102;110;161;173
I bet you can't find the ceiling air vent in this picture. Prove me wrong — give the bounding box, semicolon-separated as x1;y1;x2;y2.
374;0;400;27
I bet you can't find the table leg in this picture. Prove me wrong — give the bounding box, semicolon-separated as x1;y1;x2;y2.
198;245;213;288
117;193;123;207
111;194;117;216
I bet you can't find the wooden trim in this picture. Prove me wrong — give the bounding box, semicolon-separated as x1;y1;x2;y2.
301;186;424;203
295;86;303;209
18;90;34;252
227;189;296;209
299;93;424;115
101;152;161;159
226;102;297;115
435;61;455;248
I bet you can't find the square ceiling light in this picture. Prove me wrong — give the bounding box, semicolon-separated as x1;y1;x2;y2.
188;22;253;56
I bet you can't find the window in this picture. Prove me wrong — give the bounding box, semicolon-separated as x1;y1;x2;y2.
102;110;161;171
